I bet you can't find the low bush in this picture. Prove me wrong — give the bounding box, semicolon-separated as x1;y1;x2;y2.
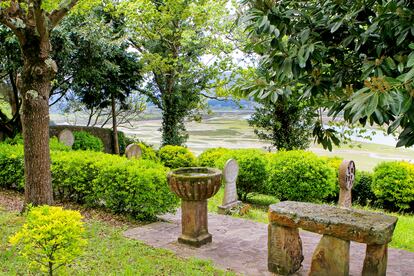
267;151;336;203
9;206;87;276
72;131;104;152
353;171;376;206
197;148;231;167
216;149;268;200
158;145;196;169
137;142;159;162
49;137;72;151
0;143;178;220
373;162;414;211
0;144;24;191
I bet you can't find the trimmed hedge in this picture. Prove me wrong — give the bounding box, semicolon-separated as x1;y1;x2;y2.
158;145;196;169
353;171;376;206
197;148;231;167
0;144;178;220
266;151;336;203
373;161;414;211
216;149;268;200
72;131;104;152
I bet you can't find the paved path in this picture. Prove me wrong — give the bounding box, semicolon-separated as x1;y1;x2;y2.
124;211;414;275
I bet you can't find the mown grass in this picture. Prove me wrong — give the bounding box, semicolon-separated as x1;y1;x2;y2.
0;207;233;276
208;191;414;252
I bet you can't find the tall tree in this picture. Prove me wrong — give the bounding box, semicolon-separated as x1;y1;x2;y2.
237;0;414;149
52;7;144;154
121;0;235;146
0;0;97;206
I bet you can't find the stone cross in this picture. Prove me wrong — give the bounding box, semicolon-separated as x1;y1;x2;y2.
218;159;242;214
58;129;74;147
125;144;142;159
338;160;355;208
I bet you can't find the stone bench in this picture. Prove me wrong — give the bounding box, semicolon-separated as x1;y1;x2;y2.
268;201;398;276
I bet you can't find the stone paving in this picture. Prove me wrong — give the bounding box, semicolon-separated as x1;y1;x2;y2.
124;210;414;275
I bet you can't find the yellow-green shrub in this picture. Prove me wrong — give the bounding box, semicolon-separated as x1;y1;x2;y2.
373;161;414;211
9;206;87;276
158;145;196;168
72;131;104;152
0;144;24;190
197;147;231;167
267;151;336;202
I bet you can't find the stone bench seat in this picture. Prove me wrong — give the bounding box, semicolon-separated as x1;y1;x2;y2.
269;201;397;245
268;201;398;276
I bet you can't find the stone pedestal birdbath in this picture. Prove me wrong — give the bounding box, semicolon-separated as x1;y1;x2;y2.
168;167;222;247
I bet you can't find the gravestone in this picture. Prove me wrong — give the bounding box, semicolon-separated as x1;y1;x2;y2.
58;129;74;147
218;159;242;214
125;144;142;159
338;160;355;208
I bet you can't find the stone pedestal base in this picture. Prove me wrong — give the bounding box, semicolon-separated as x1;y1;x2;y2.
362;244;388;276
218;200;242;214
268;224;303;275
309;235;350;276
179;199;211;247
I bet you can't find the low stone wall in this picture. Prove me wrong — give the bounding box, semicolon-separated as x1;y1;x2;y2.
50;125;122;154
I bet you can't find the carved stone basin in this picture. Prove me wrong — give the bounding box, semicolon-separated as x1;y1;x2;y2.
167;167;222;247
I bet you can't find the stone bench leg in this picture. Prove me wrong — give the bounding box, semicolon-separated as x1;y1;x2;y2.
268;224;303;275
309;235;350;276
362;244;388;276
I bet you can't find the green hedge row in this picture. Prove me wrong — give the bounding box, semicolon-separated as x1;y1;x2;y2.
0;143;178;220
195;147;414;212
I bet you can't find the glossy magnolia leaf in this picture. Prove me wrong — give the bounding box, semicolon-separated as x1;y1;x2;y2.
407;52;414;68
387;116;402;134
404;68;414;83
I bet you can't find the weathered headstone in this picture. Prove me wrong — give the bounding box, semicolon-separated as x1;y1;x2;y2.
58;129;74;147
125;144;142;159
338;160;355;208
218;159;242;214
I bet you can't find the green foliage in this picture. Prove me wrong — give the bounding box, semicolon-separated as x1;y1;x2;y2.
373;162;414;211
247;85;315;151
197;148;231;167
217;149;268;200
0;144;178;219
0;144;24;191
120;0;236;146
237;0;414;148
137;143;159;162
72;131;104;152
158;145;196;169
3;133;23;145
266;151;336;203
354;171;376;206
92;160;178;220
9;206;87;276
49;136;72;151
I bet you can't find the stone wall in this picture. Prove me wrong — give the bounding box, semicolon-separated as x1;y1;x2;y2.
49;125;123;154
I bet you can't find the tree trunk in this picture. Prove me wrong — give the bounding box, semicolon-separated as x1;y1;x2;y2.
111;93;120;155
19;32;56;207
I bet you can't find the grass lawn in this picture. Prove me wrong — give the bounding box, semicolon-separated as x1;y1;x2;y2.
208;189;414;252
0;207;233;276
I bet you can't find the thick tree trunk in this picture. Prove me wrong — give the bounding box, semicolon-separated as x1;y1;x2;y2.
111;93;120;155
19;33;56;207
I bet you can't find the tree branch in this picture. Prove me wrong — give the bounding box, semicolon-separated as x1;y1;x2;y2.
49;0;79;29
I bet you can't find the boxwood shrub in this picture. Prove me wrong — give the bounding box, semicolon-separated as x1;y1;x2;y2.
72;131;104;152
158;145;196;169
353;171;376;206
266;151;336;203
0;144;24;191
216;149;268;200
0;143;178;220
197;147;231;167
373;161;414;211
